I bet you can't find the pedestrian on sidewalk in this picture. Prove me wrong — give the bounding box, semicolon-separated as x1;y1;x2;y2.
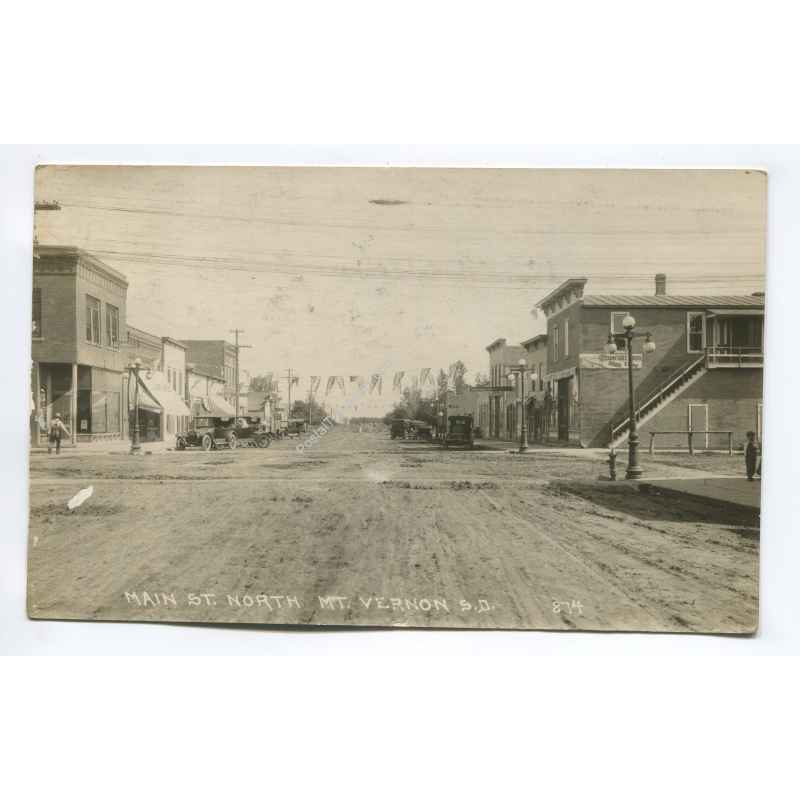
47;414;70;455
744;431;759;481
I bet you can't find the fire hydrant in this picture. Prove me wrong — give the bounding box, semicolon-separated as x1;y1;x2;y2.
608;447;618;481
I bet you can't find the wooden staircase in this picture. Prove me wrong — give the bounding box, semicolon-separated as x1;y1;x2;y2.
609;354;707;449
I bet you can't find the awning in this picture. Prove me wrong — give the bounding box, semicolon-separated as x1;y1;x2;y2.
706;309;764;317
196;394;236;417
138;372;193;417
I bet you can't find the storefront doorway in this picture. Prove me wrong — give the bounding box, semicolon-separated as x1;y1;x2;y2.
557;377;571;440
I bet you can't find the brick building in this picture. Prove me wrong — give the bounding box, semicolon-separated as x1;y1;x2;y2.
535;275;764;449
521;334;549;442
187;366;236;418
31;247;128;445
180;340;238;402
123;326;192;442
485;338;527;441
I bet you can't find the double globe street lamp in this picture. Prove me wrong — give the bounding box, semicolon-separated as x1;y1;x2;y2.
126;357;153;455
604;314;656;479
506;358;531;454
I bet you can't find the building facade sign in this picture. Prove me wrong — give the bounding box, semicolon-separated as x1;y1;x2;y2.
579;353;643;370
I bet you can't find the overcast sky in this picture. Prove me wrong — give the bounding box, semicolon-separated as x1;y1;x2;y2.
34;166;766;416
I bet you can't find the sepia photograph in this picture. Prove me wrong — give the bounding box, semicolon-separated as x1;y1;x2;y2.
27;165;765;633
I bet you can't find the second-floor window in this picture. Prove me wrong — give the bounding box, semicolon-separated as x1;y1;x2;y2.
687;312;706;353
610;311;629;350
563;320;569;358
32;288;42;338
552;326;560;362
86;295;101;344
106;304;120;348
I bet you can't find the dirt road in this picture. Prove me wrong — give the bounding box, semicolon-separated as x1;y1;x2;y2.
27;429;759;633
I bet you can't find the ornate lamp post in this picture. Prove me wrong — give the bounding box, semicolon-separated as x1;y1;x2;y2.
604;315;656;479
506;358;531;453
127;357;144;454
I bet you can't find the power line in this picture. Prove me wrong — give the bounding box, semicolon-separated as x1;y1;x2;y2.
85;247;764;287
229;329;252;420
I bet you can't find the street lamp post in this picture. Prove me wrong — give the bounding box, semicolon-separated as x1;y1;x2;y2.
127;357;143;455
604;315;656;479
506;358;530;454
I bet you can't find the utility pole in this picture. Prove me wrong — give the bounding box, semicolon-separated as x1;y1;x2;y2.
229;329;252;420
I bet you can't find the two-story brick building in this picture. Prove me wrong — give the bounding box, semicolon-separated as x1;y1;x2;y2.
485;338;527;440
520;334;549;442
180;340;238;402
535;275;764;449
31;247;128;446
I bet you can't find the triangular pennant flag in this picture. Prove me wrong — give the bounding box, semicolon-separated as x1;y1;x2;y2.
420;367;431;386
325;376;336;396
393;371;405;391
336;376;345;393
369;374;382;395
310;376;321;394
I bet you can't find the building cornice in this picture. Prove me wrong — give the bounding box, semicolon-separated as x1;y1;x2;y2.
535;278;588;318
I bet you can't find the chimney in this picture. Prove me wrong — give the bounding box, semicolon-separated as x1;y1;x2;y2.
655;273;667;296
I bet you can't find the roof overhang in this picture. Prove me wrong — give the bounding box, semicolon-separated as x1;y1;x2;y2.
706;309;764;317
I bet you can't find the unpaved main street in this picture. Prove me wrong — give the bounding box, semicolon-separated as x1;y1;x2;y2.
27;428;759;632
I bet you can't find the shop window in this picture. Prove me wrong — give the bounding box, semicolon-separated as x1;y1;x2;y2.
106;304;120;348
107;393;120;433
91;392;107;434
86;295;101;344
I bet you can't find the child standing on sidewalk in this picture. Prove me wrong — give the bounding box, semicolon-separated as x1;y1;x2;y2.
745;431;759;481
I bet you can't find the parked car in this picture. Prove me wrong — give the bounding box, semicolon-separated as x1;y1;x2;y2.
443;415;474;449
390;419;406;439
406;419;433;441
176;417;270;451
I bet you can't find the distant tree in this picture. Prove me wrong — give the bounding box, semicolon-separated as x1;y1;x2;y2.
249;374;275;393
451;360;468;393
473;371;490;387
290;397;329;424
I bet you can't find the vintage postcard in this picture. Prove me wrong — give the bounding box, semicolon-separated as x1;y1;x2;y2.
27;166;765;632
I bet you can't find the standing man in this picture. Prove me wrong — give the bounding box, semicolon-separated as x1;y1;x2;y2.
47;413;70;455
744;431;759;481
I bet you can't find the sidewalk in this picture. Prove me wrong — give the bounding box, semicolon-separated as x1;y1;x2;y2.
475;438;600;458
30;439;171;457
638;476;761;511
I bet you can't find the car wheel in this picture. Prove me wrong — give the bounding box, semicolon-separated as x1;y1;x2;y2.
227;432;238;449
176;437;186;451
201;434;213;451
257;435;270;448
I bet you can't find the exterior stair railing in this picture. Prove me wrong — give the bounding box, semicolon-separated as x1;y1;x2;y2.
610;354;707;443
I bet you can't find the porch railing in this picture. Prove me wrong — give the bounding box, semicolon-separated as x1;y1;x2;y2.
706;346;764;368
649;430;734;455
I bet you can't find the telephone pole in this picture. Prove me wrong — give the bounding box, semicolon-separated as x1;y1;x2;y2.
229;329;252;420
281;368;297;418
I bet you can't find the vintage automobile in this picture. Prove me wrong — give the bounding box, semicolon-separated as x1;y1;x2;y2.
389;419;406;439
176;416;271;451
442;415;474;449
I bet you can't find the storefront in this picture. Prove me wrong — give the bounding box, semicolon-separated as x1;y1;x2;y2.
129;371;193;443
